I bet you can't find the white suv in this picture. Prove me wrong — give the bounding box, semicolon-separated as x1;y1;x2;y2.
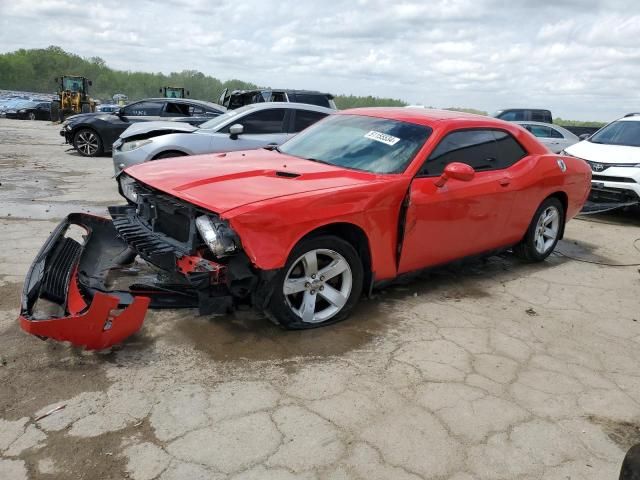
563;114;640;207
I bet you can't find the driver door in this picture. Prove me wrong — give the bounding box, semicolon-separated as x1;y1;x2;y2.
398;129;524;273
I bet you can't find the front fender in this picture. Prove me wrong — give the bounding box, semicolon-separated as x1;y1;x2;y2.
225;179;410;281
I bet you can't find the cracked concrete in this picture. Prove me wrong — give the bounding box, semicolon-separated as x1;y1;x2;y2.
2;119;640;478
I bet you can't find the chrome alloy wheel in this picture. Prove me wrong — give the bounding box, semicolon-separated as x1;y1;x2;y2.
534;206;560;254
283;248;353;324
76;131;99;155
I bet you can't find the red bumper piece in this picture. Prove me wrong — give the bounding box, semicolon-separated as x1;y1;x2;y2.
19;292;149;351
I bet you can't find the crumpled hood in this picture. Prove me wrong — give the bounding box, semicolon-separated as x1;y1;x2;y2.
120;121;198;140
125;149;380;214
566;140;640;164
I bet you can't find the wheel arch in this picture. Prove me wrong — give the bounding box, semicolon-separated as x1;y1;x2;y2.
152;149;189;160
545;191;568;239
296;222;373;294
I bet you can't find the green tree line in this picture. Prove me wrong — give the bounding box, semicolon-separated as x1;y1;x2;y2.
0;46;407;108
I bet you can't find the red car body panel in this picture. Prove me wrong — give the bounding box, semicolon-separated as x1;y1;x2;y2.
126;108;591;281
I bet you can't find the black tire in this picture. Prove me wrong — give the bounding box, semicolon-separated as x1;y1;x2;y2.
513;197;564;262
73;128;103;157
50;101;60;122
81;103;91;113
265;235;364;329
620;444;640;480
152;151;187;160
28;112;36;121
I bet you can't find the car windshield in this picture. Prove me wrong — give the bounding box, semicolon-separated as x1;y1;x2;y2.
279;114;431;174
198;105;253;130
589;120;640;147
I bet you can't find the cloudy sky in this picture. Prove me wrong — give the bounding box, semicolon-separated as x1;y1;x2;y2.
1;0;639;120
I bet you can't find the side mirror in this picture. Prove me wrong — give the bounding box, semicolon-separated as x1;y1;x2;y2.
117;107;125;116
229;123;244;139
579;133;591;141
54;77;58;83
88;80;93;86
186;90;190;96
435;162;475;188
159;88;163;93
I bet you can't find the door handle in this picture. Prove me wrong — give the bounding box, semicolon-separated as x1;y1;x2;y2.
499;178;511;187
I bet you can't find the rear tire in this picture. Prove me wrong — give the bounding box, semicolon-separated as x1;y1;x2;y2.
513;197;564;262
265;235;364;329
73;128;103;157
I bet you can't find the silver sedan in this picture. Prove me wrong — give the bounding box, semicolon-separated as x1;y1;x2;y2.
112;102;334;173
515;121;579;153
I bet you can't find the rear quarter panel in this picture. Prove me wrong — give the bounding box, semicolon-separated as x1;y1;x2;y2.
505;154;591;244
223;178;411;280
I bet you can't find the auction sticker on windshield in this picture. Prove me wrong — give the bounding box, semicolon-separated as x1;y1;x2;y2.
364;130;400;146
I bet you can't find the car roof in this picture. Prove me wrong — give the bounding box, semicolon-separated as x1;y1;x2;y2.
230;89;334;97
133;98;225;109
339;107;512;128
514;121;557;126
496;108;551;112
237;101;335;113
618;114;640;122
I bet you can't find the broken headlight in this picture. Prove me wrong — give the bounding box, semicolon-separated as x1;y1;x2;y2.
121;139;152;152
195;215;239;258
119;174;138;203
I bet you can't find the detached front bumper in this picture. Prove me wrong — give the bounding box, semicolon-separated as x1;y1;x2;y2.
19;211;239;349
19;214;152;349
19;213;204;350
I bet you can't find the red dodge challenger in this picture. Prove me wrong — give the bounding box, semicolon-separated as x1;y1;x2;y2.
19;108;591;349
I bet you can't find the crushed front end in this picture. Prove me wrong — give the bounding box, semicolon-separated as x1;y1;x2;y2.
19;176;256;350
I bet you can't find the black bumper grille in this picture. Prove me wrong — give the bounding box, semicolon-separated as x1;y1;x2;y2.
41;237;82;305
109;205;191;270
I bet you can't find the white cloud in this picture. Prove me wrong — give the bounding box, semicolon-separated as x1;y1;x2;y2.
1;0;640;120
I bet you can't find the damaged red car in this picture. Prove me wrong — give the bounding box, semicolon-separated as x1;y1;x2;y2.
19;108;591;349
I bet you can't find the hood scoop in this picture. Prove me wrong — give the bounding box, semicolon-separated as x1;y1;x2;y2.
275;171;301;178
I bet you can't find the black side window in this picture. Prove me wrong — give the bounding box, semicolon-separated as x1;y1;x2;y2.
238;109;286;134
498;111;524;121
164;102;189;116
492;130;527;167
123;101;164;116
420;129;526;176
531;111;551;122
292;110;327;132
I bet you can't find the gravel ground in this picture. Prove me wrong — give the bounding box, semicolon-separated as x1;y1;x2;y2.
1;118;640;479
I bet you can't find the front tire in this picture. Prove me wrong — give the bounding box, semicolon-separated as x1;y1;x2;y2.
266;235;364;329
28;112;36;121
514;197;564;262
73;128;103;157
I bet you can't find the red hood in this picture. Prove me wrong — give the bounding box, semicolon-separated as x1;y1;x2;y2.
125;149;380;214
